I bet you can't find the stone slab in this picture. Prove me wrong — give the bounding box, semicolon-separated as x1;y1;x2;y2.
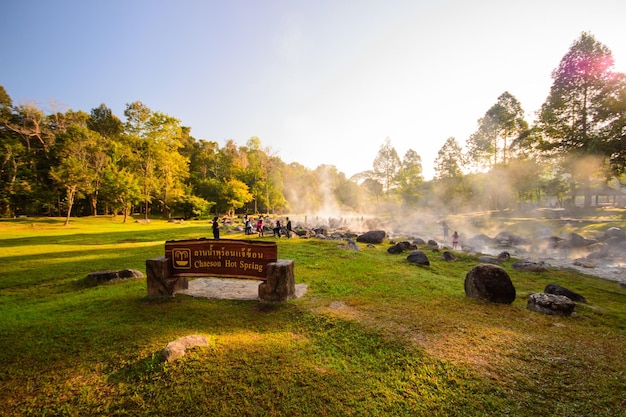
177;278;308;300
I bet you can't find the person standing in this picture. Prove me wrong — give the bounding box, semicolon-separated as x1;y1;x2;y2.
274;219;282;237
442;221;449;240
257;217;264;237
212;216;220;239
286;217;292;238
452;231;459;249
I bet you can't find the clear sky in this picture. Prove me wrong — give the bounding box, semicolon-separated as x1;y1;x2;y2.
2;0;625;179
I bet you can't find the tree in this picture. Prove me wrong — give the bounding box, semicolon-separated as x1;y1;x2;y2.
602;73;626;175
467;92;528;169
362;178;383;203
536;32;621;207
100;166;142;222
147;112;187;218
223;179;253;216
124;101;154;219
434;137;464;180
50;125;100;225
396;149;423;206
373;137;401;197
88;103;123;139
432;137;471;213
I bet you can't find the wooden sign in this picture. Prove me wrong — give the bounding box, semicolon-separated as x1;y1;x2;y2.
164;238;278;280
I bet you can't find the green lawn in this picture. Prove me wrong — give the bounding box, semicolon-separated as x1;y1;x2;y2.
1;216;625;416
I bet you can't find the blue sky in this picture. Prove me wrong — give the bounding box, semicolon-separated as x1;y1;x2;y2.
2;0;625;179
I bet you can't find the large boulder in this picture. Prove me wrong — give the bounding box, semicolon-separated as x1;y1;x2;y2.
406;250;430;266
526;293;575;316
544;283;587;303
356;230;386;244
464;264;516;304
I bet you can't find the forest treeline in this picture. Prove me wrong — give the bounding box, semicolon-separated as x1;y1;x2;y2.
1;32;625;223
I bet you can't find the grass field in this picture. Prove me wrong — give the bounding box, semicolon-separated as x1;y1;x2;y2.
1;215;625;416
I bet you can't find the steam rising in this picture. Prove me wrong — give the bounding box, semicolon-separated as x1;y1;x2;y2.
277;159;625;283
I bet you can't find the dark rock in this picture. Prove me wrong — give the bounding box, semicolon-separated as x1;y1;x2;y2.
467;233;494;247
387;241;414;254
119;269;144;279
464;264;516;304
442;251;457;262
572;260;595;268
477;256;501;265
544;283;587;303
527;293;575;316
602;227;625;241
356;230;386;244
565;232;595;248
406;250;430;266
87;268;144;283
512;261;548;272
497;251;511;261
427;239;439;247
412;237;426;245
546;236;565;249
494;231;529;246
603;236;625;247
340;239;361;252
568;232;588;247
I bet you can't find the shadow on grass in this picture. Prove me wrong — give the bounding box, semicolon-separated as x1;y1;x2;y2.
107;352;166;384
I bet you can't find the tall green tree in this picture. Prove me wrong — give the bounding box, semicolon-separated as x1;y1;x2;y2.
124;101;155;219
222;179;253;216
536;32;625;207
88;103;123;139
373;137;401;197
396;149;423;206
433;137;470;213
467;92;528;169
50;125;101;225
146;111;188;218
434;137;464;180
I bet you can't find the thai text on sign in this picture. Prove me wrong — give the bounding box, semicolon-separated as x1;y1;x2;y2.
164;238;278;280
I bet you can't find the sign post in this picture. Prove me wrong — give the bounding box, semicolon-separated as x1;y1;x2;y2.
165;238;278;280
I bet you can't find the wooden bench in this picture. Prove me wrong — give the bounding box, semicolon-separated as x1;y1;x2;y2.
146;238;295;301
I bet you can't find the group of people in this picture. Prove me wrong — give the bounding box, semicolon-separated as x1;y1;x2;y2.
212;215;292;239
441;221;459;250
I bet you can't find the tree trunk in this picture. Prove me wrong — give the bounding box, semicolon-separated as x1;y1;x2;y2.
64;186;77;226
583;175;592;208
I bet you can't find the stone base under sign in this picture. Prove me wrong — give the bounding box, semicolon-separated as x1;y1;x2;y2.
146;257;297;302
146;256;189;297
259;259;296;302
